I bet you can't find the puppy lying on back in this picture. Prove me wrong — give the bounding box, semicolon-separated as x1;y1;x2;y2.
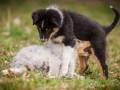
76;40;104;78
2;45;50;76
2;39;103;78
2;40;78;78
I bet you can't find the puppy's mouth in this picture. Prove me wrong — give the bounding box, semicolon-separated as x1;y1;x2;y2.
84;51;90;56
84;46;92;55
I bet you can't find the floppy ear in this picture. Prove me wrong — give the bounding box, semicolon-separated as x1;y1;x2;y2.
51;16;61;28
32;12;39;25
32;9;46;25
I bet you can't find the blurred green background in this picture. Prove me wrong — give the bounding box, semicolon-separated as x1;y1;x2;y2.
0;0;120;62
0;0;120;90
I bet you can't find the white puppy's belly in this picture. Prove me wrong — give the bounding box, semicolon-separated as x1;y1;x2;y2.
60;46;76;77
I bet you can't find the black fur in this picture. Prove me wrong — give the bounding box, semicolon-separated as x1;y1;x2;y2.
32;8;75;47
32;6;120;79
67;7;119;79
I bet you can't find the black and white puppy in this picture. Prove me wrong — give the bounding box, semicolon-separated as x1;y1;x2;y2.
32;6;77;77
32;5;120;79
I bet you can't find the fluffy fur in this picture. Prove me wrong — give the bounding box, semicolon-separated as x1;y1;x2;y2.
32;6;77;77
2;40;78;78
32;5;120;78
2;45;51;76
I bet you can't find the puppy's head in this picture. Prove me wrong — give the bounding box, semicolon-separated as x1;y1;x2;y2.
75;39;92;56
32;5;63;42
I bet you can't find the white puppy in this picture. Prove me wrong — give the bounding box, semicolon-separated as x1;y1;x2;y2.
2;40;78;78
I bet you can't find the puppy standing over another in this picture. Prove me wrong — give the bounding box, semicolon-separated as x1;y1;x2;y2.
32;5;120;79
32;6;77;77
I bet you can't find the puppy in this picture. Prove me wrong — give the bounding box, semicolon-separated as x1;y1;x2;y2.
76;40;107;78
32;6;77;77
76;40;91;75
32;5;120;78
2;39;78;78
2;45;50;76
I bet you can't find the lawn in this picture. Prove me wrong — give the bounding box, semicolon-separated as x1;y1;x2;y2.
0;0;120;90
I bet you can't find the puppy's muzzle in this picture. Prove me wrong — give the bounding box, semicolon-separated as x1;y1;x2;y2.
40;38;47;42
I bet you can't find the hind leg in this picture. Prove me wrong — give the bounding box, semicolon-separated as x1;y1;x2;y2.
77;56;89;74
91;38;108;79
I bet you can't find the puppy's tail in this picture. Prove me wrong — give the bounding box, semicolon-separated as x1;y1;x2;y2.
103;6;120;35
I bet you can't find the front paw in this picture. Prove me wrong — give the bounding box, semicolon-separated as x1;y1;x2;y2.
59;71;68;77
48;73;58;78
66;73;85;79
73;73;85;79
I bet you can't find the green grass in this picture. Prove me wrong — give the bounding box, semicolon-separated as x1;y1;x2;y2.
0;1;120;90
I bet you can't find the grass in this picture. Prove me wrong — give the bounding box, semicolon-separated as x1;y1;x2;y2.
0;1;120;90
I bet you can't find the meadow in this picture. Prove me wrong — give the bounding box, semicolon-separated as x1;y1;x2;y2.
0;0;120;90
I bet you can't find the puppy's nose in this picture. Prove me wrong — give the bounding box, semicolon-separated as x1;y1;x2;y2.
41;38;46;42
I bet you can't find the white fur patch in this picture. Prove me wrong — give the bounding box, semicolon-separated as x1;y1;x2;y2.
41;20;44;29
46;5;64;25
52;36;65;43
110;5;113;8
59;45;77;77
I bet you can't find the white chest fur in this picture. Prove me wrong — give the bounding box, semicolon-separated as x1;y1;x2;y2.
46;40;78;77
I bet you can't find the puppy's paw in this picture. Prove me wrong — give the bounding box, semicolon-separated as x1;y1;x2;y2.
48;73;58;78
1;70;9;75
49;75;57;78
73;73;79;78
59;73;67;77
73;73;85;80
59;70;68;77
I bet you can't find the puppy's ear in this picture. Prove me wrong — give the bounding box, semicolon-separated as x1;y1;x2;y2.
32;9;46;25
32;11;39;25
51;16;61;28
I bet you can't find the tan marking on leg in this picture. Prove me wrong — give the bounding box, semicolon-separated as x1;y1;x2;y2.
49;27;59;40
91;48;104;78
77;56;88;74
